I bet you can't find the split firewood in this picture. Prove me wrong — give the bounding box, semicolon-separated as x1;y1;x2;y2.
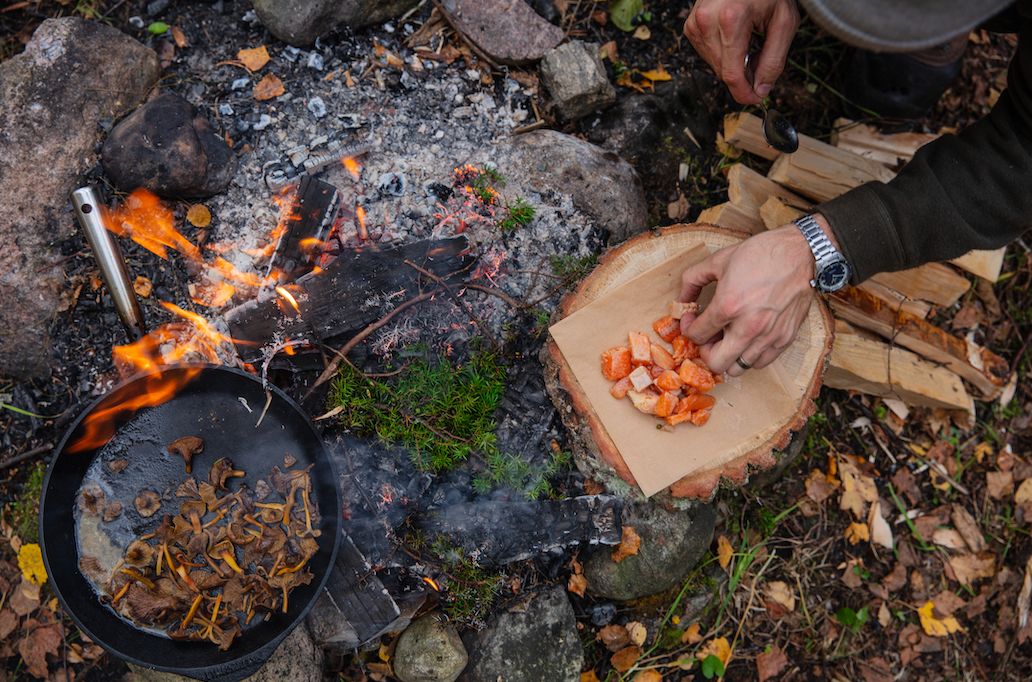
829;286;1009;399
766;136;896;203
950;248;1007;283
725;164;810;222
697;201;764;235
830;118;937;167
722;112;784;161
825;322;974;414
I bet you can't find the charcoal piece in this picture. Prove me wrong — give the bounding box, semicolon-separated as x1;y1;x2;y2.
224;236;473;359
101;92;237;199
266;176;340;280
306;532;401;649
415;495;622;566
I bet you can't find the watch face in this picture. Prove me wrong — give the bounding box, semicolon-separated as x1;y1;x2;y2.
817;260;850;292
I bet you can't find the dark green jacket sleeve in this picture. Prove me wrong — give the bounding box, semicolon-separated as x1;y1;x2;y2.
818;17;1032;283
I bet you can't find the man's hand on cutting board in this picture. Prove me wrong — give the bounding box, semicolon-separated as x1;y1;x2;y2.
678;221;831;377
682;0;800;105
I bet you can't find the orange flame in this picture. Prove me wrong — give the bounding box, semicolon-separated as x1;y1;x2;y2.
342;157;362;180
422;577;441;591
355;205;368;241
275;286;301;313
103;189;201;261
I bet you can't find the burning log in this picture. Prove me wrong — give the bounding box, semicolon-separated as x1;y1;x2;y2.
224;236;473;360
415;495;622;566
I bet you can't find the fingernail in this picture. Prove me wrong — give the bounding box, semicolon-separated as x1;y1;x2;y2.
756;83;772;97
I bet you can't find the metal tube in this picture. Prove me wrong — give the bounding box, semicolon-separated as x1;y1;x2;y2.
72;187;146;340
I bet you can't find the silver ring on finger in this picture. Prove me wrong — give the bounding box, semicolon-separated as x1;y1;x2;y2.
735;355;752;371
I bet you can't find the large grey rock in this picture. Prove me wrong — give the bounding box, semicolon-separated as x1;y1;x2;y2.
125;624;323;682
440;0;564;65
102;92;237;198
493;130;646;243
252;0;420;45
540;41;615;121
0;18;158;381
583;502;716;601
461;588;581;682
394;613;468;682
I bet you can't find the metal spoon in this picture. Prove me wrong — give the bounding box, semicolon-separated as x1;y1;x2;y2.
744;54;799;154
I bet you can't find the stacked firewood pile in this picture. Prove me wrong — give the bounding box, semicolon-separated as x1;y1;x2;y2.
701;113;1010;416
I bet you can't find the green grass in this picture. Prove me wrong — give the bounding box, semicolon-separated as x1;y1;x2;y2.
328;352;506;472
474;444;571;499
550;253;598;283
428;537;504;627
10;461;45;543
498;197;536;231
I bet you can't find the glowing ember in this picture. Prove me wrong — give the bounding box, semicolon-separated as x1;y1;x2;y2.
342;156;362;181
355;205;368;241
378;483;394;507
275;285;301;313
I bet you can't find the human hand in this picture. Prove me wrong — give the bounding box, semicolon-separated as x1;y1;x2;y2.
679;223;823;376
682;0;800;105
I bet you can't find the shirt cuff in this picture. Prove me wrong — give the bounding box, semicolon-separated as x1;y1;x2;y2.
817;183;906;284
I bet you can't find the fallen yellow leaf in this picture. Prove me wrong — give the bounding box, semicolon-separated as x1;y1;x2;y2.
254;73;285;101
764;580;796;612
17;543;47;586
612;525;642;563
973;441;993;463
639;65;672;83
697;636;732;666
681;622;703;644
186;203;212;228
237;45;270;72
378;642;390;662
580;672;601;682
717;535;733;570
844;522;870;545
918;600;965;637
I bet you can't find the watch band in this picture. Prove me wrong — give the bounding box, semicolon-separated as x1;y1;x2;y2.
794;214;843;287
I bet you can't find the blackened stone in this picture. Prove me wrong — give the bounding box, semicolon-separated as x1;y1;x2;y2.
0;18;158;381
583;502;716;601
493;130;646;243
252;0;420;46
460;588;581;682
540;41;616;121
102;92;237;199
394;614;468;682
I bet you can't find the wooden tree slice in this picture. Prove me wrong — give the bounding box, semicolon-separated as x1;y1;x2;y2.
543;224;834;501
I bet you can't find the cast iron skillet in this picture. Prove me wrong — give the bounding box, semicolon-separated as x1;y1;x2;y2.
39;365;341;681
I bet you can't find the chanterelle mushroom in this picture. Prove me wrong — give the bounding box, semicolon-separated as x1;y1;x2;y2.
135;490;162;518
168;436;204;473
124;540;154;567
209;458;245;492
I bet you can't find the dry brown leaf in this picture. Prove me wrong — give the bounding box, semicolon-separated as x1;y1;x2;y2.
948;552;996;586
764;581;796;613
580;672;601;682
883;563;907;592
567;572;587;597
598;41;618;62
974;441;994;463
10;579;40;616
845;522;870;545
133;276;152;299
877;602;891;627
612;525;642;563
18;621;62;679
839;456;878;519
598;624;631;652
1015;479;1032;504
0;609;16;640
951;505;987;553
986;470;1014;499
717;535;734;570
932;590;965;617
632;671;663;682
891;468;921;506
237;45;270;71
681;622;703;644
932;528;968;551
626;621;647;647
756;644;788;682
254;73;285;101
610;646;642;673
804;468;837;503
633;25;652;40
171;26;189;48
186;203;212;227
868;500;893;550
1019;556;1032;630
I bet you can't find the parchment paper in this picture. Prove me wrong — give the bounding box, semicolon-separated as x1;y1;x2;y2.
549;244;800;497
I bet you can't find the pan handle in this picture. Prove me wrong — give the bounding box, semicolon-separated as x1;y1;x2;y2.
72;186;147;341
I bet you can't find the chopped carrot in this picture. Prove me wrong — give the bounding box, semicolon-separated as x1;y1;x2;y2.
680;393;716;412
655;391;679;418
652;316;680;343
665;411;694;426
649;365;665;379
610;377;632;399
678;359;716;392
655;369;683;392
671;335;701;361
628;331;651;365
601;347;632;380
650;343;675;370
690;409;712;426
674;396;692;414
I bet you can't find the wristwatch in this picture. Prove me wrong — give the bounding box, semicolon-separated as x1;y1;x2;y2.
794;214;851;293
